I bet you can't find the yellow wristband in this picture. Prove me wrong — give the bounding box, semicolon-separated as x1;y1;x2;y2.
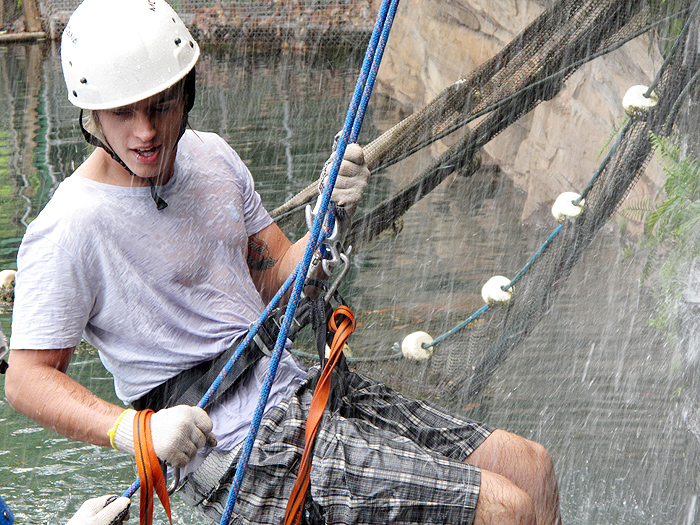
108;409;135;450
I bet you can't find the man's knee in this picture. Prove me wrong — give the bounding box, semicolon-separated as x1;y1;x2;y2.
469;429;555;483
529;439;556;481
474;470;536;525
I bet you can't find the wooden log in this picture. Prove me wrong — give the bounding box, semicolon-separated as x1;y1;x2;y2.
21;0;41;33
0;31;45;43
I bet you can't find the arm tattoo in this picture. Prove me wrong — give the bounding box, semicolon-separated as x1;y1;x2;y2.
247;235;277;271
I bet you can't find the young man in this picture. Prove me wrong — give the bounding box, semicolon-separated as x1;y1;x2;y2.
5;0;561;523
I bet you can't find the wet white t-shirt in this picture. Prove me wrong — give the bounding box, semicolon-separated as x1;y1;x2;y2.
10;130;306;456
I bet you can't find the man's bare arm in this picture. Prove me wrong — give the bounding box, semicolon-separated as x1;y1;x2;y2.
5;348;124;447
247;222;326;305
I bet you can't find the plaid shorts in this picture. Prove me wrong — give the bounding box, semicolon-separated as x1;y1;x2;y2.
179;366;492;525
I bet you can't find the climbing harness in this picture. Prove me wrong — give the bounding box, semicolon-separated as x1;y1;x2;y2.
131;330;269;412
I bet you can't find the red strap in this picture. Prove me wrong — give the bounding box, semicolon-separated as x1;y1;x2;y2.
134;409;172;525
284;305;356;525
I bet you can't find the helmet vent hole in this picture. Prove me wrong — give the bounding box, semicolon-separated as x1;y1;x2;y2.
174;37;181;45
80;77;87;84
72;90;78;97
189;41;194;48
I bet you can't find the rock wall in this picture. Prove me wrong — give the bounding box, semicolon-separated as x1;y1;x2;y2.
374;0;664;226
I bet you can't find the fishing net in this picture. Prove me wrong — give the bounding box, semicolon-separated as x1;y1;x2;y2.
0;1;27;31
272;0;700;399
37;0;374;45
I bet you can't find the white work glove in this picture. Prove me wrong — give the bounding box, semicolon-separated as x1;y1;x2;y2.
318;141;370;221
66;495;130;525
113;406;217;468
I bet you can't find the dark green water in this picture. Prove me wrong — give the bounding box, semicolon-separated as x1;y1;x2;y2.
0;42;698;524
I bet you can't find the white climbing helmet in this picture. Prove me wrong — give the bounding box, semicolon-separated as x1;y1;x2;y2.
61;0;200;110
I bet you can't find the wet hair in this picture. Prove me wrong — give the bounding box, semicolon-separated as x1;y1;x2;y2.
183;67;196;114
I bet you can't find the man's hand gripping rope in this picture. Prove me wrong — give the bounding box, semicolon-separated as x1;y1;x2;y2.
306;137;369;283
109;406;216;525
67;495;131;525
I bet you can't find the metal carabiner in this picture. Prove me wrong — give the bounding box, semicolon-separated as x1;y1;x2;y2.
305;202;317;233
325;252;351;303
168;466;181;495
306;202;345;272
305;201;352;301
321;239;352;277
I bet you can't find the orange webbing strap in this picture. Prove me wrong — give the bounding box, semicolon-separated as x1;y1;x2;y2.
284;305;356;525
134;409;172;525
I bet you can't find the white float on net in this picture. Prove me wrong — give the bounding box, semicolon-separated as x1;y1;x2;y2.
401;331;433;361
623;85;658;119
0;269;15;289
552;192;584;223
481;275;513;306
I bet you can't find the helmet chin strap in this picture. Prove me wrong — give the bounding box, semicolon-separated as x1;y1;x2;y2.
79;109;169;210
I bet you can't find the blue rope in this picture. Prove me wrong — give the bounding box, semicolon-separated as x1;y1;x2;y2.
320;0;398;244
575;120;631;206
219;2;398;523
507;224;563;289
350;0;398;143
426;305;490;349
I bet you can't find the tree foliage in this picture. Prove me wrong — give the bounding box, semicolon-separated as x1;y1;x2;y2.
639;132;700;341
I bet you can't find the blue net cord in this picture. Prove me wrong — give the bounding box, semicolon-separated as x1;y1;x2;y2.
423;117;634;351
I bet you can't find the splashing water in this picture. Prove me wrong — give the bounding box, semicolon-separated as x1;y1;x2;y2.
0;36;698;525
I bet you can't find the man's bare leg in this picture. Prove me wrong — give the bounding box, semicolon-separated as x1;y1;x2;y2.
468;429;561;525
475;470;536;524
